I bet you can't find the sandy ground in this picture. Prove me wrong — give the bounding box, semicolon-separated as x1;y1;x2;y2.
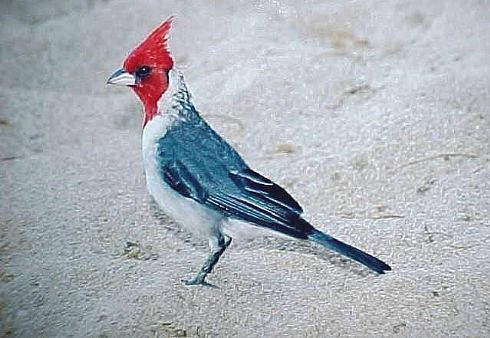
1;0;489;337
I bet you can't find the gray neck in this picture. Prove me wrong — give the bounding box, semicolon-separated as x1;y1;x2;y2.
158;69;200;122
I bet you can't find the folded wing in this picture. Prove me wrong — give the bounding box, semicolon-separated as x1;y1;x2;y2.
157;121;313;239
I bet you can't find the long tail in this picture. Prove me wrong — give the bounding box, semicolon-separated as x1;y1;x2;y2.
308;228;391;274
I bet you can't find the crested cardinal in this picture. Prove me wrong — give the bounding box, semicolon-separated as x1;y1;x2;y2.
107;18;391;286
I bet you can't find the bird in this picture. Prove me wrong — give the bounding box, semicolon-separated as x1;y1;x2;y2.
107;18;391;286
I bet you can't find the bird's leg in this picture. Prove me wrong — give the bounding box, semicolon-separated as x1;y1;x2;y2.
184;235;232;286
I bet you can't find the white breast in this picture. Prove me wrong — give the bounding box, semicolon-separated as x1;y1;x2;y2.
141;72;224;238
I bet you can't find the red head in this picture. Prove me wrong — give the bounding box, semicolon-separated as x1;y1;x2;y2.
107;17;174;126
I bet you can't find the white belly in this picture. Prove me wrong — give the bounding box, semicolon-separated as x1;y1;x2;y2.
141;115;224;238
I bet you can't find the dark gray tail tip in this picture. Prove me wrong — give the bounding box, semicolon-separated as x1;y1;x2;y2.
376;263;392;274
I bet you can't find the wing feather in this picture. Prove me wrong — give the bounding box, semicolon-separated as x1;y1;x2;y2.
156;119;312;239
229;168;303;215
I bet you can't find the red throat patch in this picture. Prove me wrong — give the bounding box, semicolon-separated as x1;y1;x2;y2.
123;17;174;126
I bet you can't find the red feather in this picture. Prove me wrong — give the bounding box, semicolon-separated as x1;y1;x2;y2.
123;17;174;73
122;17;174;126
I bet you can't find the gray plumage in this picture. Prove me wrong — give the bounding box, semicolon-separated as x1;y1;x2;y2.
153;71;390;282
156;102;313;239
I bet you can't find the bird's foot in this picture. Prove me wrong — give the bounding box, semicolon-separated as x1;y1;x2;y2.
181;273;217;288
181;235;232;288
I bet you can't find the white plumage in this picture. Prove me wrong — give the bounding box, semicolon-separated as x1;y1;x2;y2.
142;69;225;244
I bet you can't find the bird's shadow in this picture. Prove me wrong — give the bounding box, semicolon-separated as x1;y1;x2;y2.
150;199;207;250
243;237;374;278
150;199;374;278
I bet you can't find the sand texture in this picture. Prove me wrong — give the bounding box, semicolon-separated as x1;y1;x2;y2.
1;0;489;337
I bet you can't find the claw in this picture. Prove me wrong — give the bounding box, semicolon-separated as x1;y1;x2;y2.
182;276;217;288
181;235;232;287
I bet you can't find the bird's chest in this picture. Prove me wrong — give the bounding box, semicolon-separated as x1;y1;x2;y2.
141;116;222;236
141;115;174;203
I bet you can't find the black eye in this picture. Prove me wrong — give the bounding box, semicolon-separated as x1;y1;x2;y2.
135;65;152;78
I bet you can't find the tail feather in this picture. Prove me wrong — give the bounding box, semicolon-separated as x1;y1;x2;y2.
308;228;391;274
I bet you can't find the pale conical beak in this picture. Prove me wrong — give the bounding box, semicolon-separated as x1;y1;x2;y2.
106;68;136;86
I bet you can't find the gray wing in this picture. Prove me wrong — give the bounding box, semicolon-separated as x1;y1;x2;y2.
157;119;313;239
